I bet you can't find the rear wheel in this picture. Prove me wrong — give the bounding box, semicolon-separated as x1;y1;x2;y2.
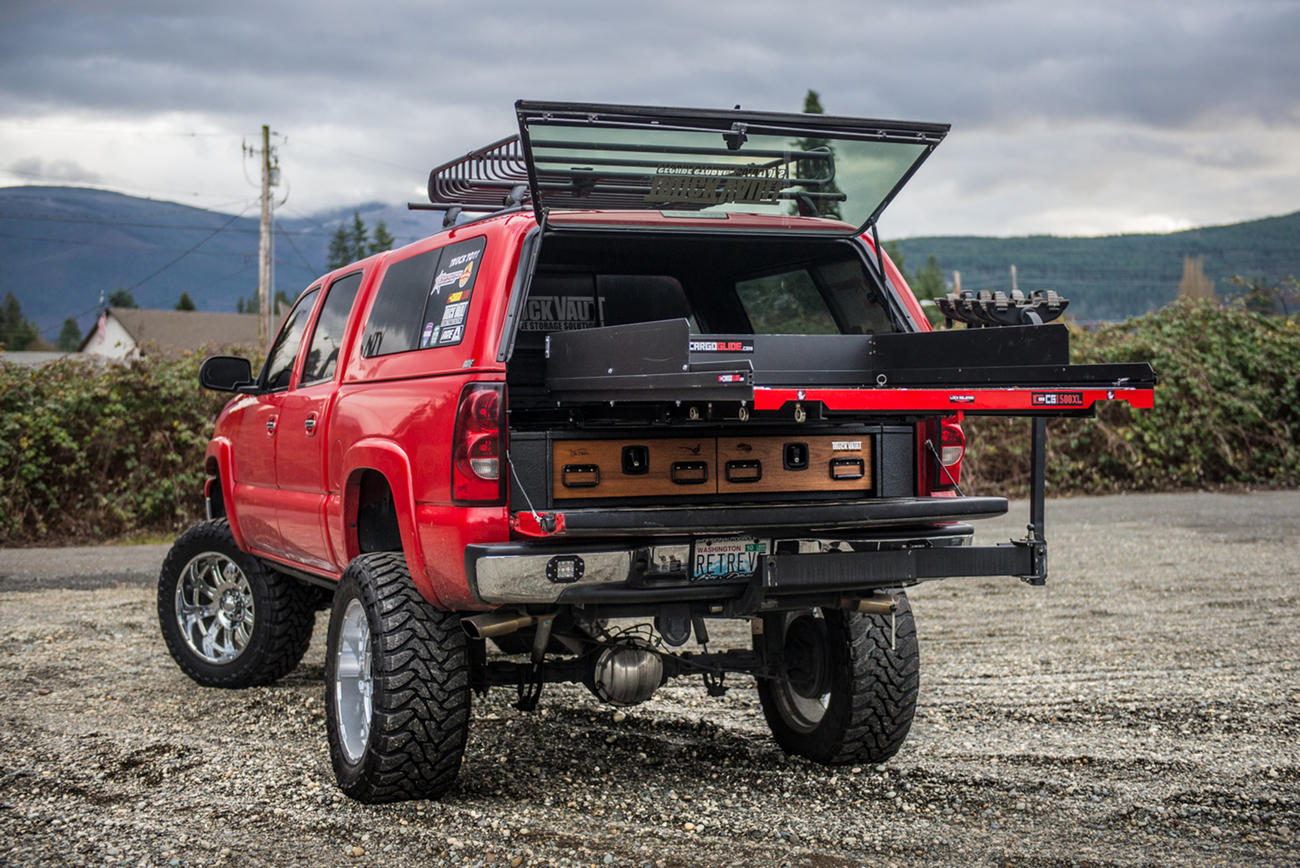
325;552;470;802
157;520;315;688
755;595;919;765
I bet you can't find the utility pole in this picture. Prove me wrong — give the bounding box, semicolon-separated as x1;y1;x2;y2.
245;125;280;349
257;125;273;350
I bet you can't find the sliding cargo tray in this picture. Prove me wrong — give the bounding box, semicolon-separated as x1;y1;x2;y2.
544;318;1156;415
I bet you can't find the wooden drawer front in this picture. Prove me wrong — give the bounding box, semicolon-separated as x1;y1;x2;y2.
552;438;715;500
717;436;872;494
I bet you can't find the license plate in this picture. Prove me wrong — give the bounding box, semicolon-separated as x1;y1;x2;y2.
691;537;768;581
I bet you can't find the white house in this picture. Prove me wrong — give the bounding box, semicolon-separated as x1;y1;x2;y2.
79;308;261;359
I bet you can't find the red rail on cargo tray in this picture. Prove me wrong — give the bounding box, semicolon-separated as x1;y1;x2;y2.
752;386;1155;414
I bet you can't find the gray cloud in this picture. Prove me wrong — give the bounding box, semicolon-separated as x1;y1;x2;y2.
0;0;1296;234
9;156;101;183
4;0;1297;127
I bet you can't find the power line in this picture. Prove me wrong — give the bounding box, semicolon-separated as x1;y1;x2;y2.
116;202;257;296
276;225;320;275
0;212;331;236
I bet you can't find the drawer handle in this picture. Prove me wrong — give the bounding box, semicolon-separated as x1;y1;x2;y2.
725;459;762;483
829;457;865;480
671;461;709;484
561;464;601;488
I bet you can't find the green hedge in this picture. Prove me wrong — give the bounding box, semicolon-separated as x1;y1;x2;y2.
0;352;233;544
1;301;1296;545
963;300;1300;495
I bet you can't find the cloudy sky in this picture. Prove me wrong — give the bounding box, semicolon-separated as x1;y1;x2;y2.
1;0;1297;238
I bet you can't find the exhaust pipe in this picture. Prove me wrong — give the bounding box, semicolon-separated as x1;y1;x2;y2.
842;594;899;616
461;611;551;640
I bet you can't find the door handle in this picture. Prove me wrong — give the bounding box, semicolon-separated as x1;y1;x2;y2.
265;415;277;436
304;413;318;436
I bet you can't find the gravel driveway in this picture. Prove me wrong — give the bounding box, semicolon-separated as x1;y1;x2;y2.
2;491;1297;867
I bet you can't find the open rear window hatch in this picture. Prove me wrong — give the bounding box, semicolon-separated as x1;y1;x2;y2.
517;101;948;235
423;101;949;236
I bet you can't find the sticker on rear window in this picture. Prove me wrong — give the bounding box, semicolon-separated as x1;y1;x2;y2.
417;236;485;350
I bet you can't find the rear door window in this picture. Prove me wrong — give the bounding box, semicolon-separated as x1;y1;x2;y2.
301;271;363;385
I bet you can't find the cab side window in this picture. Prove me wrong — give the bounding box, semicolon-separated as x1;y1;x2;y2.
301;272;363;385
261;287;320;391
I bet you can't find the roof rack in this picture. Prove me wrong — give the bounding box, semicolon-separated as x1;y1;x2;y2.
417;130;843;226
416;135;531;227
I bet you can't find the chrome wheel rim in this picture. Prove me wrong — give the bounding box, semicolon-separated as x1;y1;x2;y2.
174;552;255;664
334;598;373;764
772;612;832;733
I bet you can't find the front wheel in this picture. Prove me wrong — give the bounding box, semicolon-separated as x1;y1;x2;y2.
157;519;315;688
755;595;919;765
324;552;470;803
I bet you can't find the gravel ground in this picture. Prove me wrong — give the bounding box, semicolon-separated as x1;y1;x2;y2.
1;491;1297;867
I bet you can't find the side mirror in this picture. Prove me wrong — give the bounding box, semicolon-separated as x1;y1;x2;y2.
199;355;257;393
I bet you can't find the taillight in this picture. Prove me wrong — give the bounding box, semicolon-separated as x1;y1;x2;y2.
930;415;965;491
452;383;504;503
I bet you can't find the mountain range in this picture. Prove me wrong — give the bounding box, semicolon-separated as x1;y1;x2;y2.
1;185;1296;341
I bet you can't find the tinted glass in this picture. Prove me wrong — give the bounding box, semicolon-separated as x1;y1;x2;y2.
816;259;893;334
301;271;363;385
261;287;320;391
734;270;839;335
522;108;937;232
362;249;441;357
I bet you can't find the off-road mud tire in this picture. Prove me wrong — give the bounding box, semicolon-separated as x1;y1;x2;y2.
755;595;919;765
325;552;470;803
157;519;315;688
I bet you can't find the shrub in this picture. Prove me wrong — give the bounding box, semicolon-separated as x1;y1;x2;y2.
963;300;1300;495
0;351;235;544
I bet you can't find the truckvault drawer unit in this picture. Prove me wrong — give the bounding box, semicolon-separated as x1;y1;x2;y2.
551;434;872;500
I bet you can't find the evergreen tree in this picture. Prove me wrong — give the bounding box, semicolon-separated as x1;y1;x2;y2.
348;212;369;262
370;220;395;255
1;292;40;350
108;288;138;308
328;212;395;268
794;89;844;219
57;317;82;351
175;292;196;311
327;221;352;269
911;255;946;300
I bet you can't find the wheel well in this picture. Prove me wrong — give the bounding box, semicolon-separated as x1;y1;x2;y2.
204;457;225;519
354;470;402;554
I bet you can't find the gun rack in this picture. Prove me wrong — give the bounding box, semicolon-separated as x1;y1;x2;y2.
936;289;1069;327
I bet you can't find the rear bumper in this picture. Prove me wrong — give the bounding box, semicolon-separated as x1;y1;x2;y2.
466;509;1044;611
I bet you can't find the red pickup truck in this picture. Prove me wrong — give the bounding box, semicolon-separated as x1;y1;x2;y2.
158;102;1154;803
